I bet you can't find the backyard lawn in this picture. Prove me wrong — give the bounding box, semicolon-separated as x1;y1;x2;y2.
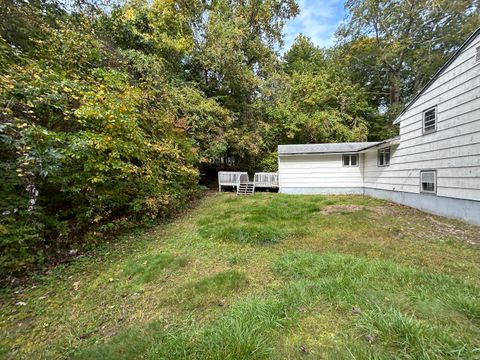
1;193;480;359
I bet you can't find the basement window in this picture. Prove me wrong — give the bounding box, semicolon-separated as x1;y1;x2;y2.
423;107;437;133
420;170;436;194
378;147;391;167
343;154;358;166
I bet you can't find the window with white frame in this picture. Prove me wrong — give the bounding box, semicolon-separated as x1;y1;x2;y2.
476;46;480;62
343;154;358;166
378;147;390;167
423;107;437;133
420;170;436;194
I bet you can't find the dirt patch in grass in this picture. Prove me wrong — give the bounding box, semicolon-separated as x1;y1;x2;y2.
425;216;476;242
321;203;401;216
321;205;365;215
369;204;401;216
386;210;480;246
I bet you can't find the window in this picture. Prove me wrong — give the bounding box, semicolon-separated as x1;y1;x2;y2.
476;46;480;62
423;107;437;133
378;147;391;167
420;170;436;194
343;154;358;166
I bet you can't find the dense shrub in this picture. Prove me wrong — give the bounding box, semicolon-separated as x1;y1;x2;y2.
0;7;215;279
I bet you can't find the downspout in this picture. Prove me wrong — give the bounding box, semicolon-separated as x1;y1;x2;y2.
277;153;282;193
361;153;365;195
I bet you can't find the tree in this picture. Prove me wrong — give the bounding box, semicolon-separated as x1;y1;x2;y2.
283;34;326;75
0;0;202;277
338;0;480;114
252;36;372;170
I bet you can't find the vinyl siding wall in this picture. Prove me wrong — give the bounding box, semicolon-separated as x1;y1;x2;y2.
364;32;480;202
278;154;364;194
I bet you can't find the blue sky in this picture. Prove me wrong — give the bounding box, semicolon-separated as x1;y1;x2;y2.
282;0;347;51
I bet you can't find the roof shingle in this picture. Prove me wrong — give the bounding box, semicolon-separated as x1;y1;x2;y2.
278;142;381;155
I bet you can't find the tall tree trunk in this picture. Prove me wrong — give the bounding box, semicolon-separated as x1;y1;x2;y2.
389;70;401;106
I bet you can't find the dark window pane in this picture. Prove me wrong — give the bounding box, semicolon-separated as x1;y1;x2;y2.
378;148;390;166
351;155;357;166
422;182;435;192
378;152;384;166
343;155;350;166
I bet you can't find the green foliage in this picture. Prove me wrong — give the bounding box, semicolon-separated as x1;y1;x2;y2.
169;85;232;163
0;1;202;278
337;0;480;116
254;38;372;156
283;35;326;75
187;0;299;169
257;151;278;172
98;0;199;73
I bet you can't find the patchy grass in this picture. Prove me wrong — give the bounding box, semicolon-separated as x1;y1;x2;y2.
198;223;287;245
122;253;189;290
273;252;480;358
172;270;249;309
1;192;479;359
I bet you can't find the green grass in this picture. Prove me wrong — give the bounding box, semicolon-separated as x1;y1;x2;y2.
172;270;249;308
1;192;479;359
122;253;189;290
273;252;480;358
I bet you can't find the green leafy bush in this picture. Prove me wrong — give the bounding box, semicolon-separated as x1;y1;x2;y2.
0;5;213;279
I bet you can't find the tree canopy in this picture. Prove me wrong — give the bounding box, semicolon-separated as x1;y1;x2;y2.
337;0;480;116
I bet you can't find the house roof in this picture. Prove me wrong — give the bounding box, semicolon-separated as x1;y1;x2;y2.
278;142;381;155
393;27;480;124
362;136;400;150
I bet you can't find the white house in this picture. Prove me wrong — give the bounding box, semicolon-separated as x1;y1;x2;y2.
278;28;480;226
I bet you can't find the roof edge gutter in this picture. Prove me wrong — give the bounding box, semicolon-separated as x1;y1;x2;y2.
278;151;363;156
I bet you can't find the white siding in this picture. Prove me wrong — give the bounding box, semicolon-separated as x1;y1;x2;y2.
365;32;480;201
278;154;364;192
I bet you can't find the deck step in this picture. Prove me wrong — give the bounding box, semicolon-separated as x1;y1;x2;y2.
237;182;255;195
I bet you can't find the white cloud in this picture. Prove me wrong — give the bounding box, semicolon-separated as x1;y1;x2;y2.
282;0;346;51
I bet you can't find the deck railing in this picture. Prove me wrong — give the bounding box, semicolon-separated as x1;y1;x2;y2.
253;172;279;188
218;171;249;191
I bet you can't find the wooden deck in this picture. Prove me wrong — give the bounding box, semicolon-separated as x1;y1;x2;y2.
218;172;249;192
254;172;279;188
218;171;278;194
